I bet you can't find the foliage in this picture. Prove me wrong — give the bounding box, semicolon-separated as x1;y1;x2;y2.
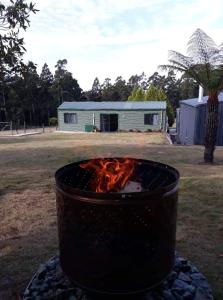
128;83;174;126
127;87;137;101
160;29;223;93
49;117;57;126
1;59;82;125
145;84;174;127
0;0;38;76
144;84;158;100
0;0;38;122
160;28;223;162
52;59;82;104
128;87;145;101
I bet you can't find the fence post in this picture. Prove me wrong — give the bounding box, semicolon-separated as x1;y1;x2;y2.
10;121;13;135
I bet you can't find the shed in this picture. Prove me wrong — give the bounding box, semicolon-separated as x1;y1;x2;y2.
57;101;167;132
177;93;223;145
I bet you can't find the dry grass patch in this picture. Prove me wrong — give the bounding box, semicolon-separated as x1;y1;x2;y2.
0;133;222;299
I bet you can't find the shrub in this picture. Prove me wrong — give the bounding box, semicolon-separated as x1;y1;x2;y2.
49;117;58;126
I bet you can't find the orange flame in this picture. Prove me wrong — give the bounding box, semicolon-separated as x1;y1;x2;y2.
80;158;137;193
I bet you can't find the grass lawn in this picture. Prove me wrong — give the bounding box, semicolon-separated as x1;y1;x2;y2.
0;132;222;299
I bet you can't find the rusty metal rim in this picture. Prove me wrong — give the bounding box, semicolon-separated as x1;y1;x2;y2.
55;157;179;204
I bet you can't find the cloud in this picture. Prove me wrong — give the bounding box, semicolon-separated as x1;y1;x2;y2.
21;0;223;89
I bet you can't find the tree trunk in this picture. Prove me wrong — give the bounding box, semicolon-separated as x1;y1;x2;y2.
204;93;219;163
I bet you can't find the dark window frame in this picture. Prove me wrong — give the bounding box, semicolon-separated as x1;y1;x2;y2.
64;113;78;124
144;113;159;125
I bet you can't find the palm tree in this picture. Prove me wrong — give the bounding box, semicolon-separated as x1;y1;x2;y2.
160;29;223;163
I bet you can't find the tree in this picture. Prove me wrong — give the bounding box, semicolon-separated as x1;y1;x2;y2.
147;71;181;110
128;87;145;101
101;78;113;101
179;74;199;100
40;63;55;124
145;84;158;100
163;71;181;110
91;77;101;94
160;29;223;163
53;59;82;104
112;76;131;101
145;84;174;127
89;77;102;101
128;72;148;90
0;0;38;121
21;61;40;124
128;87;137;101
148;72;165;89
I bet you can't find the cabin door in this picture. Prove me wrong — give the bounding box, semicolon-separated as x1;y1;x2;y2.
100;114;118;132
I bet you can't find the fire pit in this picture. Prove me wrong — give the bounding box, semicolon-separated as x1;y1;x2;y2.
55;158;179;297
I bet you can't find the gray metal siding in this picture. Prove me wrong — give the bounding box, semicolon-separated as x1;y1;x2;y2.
179;102;223;146
194;105;206;145
179;104;196;145
194;102;223;146
58;109;164;132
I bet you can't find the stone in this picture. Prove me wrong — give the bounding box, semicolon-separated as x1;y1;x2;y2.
181;265;192;272
172;288;184;298
178;272;192;283
194;287;214;300
68;296;77;300
46;260;57;270
192;279;211;290
182;290;194;300
190;273;206;281
185;285;195;294
42;291;54;299
23;255;214;300
167;271;178;283
30;291;39;297
191;266;199;273
36;264;47;280
39;283;49;292
173;279;191;293
162;290;176;300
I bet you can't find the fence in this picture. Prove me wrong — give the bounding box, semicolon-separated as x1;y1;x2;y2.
0;121;57;136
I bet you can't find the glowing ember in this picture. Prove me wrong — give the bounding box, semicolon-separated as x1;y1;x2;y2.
80;158;138;193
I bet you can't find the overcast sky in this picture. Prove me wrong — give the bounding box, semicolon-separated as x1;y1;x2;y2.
21;0;223;90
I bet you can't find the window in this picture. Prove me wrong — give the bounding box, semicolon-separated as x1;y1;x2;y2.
64;113;77;124
144;113;159;125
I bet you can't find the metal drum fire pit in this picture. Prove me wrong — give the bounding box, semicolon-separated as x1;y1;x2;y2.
55;158;179;298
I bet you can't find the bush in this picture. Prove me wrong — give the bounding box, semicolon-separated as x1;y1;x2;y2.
49;117;58;126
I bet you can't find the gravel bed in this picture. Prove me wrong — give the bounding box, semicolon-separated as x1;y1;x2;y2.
23;256;213;300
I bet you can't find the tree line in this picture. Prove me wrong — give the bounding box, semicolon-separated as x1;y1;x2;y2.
0;65;199;126
1;67;200;127
0;59;82;126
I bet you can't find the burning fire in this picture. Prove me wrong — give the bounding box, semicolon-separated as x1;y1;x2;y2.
80;158;137;193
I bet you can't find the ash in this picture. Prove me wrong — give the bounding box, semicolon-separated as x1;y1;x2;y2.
23;256;213;300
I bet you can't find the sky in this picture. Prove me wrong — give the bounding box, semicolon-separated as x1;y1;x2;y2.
19;0;223;90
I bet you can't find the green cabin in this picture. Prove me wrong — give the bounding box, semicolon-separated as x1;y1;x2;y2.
57;101;167;132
